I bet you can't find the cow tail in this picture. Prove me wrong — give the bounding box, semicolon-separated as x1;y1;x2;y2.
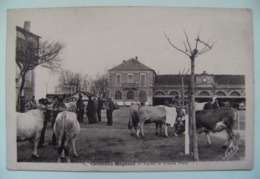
59;112;66;149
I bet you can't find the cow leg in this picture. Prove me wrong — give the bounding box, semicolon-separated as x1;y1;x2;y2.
155;122;162;136
226;129;235;149
164;123;169;137
223;129;239;160
72;137;79;157
159;123;163;136
32;131;41;159
205;133;212;147
140;122;145;138
57;146;63;163
64;137;71;163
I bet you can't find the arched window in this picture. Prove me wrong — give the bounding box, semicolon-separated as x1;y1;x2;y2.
154;91;165;96
216;91;226;96
169;91;179;96
115;91;122;99
230;91;240;96
199;91;210;96
139;91;147;103
127;91;134;99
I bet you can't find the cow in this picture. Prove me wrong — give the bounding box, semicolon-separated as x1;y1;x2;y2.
128;105;163;136
136;105;184;138
53;111;80;163
128;104;140;136
175;107;239;159
16;104;46;159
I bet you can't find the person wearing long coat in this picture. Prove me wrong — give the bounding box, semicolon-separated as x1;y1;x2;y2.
106;97;115;126
76;95;85;123
86;97;96;124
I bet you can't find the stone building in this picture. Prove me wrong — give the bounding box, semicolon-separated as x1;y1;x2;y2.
108;57;155;105
108;57;245;107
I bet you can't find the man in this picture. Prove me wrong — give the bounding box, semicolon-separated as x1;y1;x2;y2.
49;96;66;147
38;98;51;148
106;97;115;126
76;94;84;123
203;96;220;110
97;97;103;122
86;96;96;124
93;97;98;123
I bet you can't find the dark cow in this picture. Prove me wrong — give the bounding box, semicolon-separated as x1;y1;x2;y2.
175;107;239;159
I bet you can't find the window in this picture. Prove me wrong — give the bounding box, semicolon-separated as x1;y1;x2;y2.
140;74;146;86
115;91;122;99
127;73;134;83
127;91;134;99
116;74;121;84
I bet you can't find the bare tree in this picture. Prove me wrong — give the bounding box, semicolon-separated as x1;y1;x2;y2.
58;70;89;92
89;73;109;98
16;39;64;111
165;30;214;161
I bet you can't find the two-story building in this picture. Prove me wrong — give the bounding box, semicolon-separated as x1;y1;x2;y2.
108;57;245;107
108;57;156;105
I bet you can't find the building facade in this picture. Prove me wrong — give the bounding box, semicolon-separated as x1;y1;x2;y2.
108;57;156;105
16;21;40;111
108;58;245;107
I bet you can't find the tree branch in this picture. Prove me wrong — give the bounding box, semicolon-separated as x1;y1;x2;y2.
164;32;190;57
183;29;192;53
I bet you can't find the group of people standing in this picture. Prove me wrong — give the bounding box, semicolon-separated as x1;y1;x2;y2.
76;94;116;126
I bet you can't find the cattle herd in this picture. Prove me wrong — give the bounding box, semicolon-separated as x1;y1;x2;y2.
16;99;241;163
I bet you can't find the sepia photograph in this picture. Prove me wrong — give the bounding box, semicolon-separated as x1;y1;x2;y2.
6;6;254;171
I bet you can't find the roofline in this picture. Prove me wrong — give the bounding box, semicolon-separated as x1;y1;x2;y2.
16;26;41;39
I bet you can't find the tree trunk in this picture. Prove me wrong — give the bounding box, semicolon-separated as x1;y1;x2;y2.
190;57;199;161
17;73;26;112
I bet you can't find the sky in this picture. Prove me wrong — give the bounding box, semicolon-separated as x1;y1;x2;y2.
7;7;253;98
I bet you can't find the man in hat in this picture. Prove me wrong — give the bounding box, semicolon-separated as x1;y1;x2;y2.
76;94;84;123
86;96;96;124
106;97;115;126
97;97;103;122
203;95;220;110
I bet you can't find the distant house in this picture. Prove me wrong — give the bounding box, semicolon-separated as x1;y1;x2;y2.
108;58;245;107
108;57;156;106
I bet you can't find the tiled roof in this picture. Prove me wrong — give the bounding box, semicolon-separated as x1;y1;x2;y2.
155;75;190;86
155;74;245;86
109;57;155;72
214;75;245;85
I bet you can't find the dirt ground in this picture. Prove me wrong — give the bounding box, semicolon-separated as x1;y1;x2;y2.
17;107;245;163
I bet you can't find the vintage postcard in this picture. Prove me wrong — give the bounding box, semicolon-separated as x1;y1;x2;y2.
6;7;254;171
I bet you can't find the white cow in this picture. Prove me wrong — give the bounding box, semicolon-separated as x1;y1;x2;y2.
136;105;183;138
54;111;80;163
16;104;46;159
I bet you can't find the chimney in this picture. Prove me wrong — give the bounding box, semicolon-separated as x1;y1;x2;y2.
24;21;31;31
135;56;138;60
